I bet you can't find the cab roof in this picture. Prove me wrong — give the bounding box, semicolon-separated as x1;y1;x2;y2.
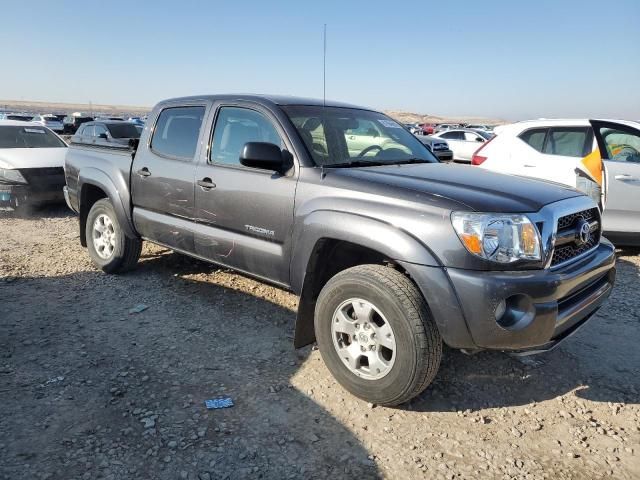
157;94;370;111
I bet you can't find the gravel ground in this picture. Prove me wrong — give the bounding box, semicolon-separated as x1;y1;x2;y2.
1;205;639;480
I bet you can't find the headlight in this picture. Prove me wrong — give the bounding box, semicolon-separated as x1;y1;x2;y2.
0;168;27;184
451;212;541;263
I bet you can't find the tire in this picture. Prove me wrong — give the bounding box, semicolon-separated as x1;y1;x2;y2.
86;198;141;273
315;264;442;406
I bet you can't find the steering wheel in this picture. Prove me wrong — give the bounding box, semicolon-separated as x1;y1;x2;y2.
357;145;383;157
613;145;640;162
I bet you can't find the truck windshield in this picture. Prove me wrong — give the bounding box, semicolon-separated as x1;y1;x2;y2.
0;126;67;148
107;123;141;139
283;106;438;166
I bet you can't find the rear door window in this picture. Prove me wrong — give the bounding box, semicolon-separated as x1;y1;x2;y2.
441;131;465;140
519;128;547;152
151;106;205;160
543;128;591;157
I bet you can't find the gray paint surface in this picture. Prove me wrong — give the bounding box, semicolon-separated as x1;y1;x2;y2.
64;94;616;351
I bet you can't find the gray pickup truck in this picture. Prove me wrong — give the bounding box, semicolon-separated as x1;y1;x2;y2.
64;95;616;406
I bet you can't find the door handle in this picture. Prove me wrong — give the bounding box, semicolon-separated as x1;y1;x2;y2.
615;174;635;180
523;164;536;168
197;177;216;189
136;167;151;177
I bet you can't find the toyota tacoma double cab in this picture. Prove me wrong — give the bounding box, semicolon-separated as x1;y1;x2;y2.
63;95;616;406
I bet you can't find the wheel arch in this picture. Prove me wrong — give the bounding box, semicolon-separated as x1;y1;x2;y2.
78;169;137;246
291;211;442;348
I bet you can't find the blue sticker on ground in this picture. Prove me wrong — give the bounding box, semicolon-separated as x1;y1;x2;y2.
205;397;234;409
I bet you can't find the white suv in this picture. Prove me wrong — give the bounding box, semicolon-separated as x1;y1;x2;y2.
473;119;640;245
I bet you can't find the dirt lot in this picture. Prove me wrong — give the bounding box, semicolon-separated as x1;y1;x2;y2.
1;206;639;480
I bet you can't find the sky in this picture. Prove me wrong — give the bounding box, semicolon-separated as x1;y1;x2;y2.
0;0;638;120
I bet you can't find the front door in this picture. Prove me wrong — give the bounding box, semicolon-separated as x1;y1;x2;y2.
193;104;298;286
131;104;207;252
591;120;640;235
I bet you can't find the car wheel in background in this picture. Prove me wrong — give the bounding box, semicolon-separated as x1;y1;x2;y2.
314;264;442;406
86;198;141;273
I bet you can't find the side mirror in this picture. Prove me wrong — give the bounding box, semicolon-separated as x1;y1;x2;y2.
240;142;286;172
476;137;484;142
98;133;108;140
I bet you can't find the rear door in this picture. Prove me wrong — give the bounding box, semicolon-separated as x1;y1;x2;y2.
591;120;640;235
515;126;593;186
192;103;298;286
131;104;207;253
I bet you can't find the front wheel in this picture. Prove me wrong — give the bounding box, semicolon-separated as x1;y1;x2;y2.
86;198;141;273
315;264;442;406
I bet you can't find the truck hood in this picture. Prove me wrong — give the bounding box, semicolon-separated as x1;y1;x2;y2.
0;147;67;170
332;162;583;212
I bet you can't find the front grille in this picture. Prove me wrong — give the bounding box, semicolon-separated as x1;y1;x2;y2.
551;207;600;267
557;207;598;230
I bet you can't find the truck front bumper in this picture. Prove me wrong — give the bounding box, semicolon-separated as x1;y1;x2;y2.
400;240;616;351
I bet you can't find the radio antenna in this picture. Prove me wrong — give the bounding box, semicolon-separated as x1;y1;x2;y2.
323;23;327;107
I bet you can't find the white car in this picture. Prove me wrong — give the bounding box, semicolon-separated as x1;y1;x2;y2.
0;120;67;210
431;128;493;163
473;119;640;245
31;114;64;133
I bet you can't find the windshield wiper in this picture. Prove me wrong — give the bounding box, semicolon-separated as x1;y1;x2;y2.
324;159;388;168
324;158;432;169
387;158;431;165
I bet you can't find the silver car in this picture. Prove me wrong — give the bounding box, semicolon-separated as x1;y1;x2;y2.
31;115;64;133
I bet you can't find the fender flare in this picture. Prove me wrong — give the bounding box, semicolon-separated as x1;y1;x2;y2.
78;168;137;243
290;210;441;293
291;210;442;348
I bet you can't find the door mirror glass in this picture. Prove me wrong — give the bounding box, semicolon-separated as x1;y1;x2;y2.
98;133;108;140
240;142;285;171
476;136;484;142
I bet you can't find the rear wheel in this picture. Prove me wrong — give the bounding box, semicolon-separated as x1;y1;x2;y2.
315;264;442;406
86;198;141;273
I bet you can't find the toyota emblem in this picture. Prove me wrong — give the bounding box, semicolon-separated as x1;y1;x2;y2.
576;220;591;246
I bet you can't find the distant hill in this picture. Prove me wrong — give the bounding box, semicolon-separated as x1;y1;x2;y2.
0;99;505;126
0;99;150;117
385;110;505;126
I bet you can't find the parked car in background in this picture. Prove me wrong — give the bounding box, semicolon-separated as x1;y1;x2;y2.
64;93;615;406
431;128;493;163
73;120;141;146
95;116;125;121
31;114;64;133
434;123;461;133
0;113;35;122
419;123;435;135
474;119;640;245
465;124;495;133
0;120;67;211
128;117;145;126
415;135;453;161
404;123;420;134
63;113;94;134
